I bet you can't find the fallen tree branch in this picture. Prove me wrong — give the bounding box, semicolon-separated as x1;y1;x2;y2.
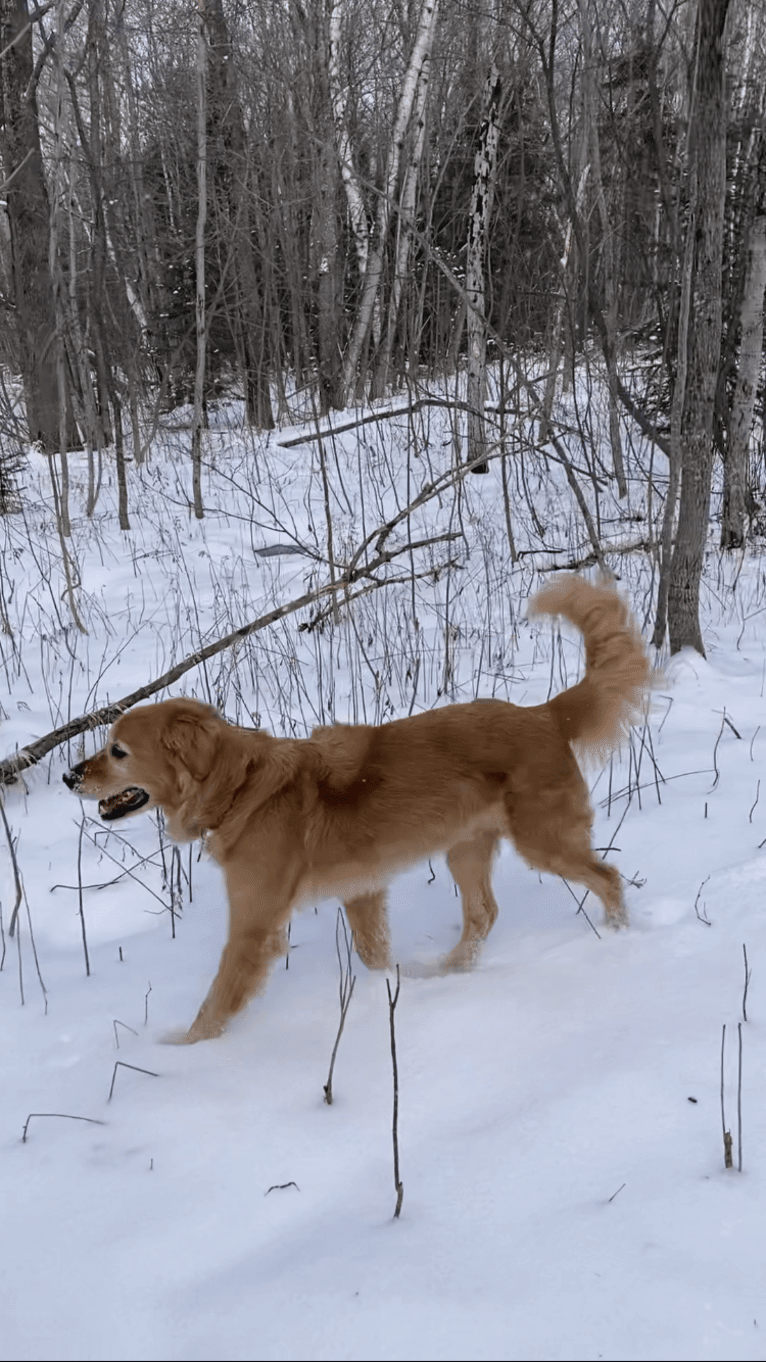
0;495;470;786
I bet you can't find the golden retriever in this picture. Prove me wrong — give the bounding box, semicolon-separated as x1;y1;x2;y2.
64;576;649;1042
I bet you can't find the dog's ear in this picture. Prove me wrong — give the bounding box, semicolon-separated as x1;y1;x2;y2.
161;712;220;781
310;723;373;792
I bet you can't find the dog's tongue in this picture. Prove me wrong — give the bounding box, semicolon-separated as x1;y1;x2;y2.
98;787;150;820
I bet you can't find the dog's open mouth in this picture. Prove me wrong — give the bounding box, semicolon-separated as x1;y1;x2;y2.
98;787;150;820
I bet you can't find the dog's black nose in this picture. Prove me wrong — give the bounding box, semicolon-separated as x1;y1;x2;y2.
63;761;85;790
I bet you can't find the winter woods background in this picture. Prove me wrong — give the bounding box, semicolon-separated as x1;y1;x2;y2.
0;0;764;655
2;9;766;1357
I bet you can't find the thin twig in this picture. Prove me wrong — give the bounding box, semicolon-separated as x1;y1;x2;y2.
108;1061;159;1102
22;1112;105;1143
169;844;181;939
76;814;90;976
113;1019;138;1050
737;1022;743;1173
722;714;742;740
694;877;711;926
386;965;404;1219
721;1024;733;1170
709;713;726;793
742;944;750;1023
22;877;46;1007
1;794;23;938
324;909;357;1105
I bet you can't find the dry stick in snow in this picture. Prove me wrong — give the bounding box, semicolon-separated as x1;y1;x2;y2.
710;713;726;792
737;1022;744;1173
742;944;751;1023
694;877;711;926
76;813;90;976
108;1061;158;1102
113;1019;137;1050
169;844;182;940
386;965;404;1219
21;879;46;1007
719;1024;730;1165
22;1112;105;1143
323;909;357;1106
0;794;22;942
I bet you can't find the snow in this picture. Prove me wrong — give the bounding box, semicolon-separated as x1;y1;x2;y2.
1;404;765;1361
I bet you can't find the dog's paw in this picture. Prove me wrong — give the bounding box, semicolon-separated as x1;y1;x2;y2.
160;1026;195;1045
604;909;629;931
399;958;443;979
161;1023;223;1044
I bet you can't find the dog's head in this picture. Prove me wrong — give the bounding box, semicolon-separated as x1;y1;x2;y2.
63;698;239;840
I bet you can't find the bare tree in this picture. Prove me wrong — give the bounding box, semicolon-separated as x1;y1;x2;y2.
576;0;626;497
721;211;766;548
667;0;732;656
466;62;501;472
191;0;207;519
340;0;439;403
0;0;77;450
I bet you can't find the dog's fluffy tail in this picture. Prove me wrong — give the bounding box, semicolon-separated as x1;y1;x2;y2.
529;575;650;758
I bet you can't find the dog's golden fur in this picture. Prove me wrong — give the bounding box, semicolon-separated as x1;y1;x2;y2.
64;576;650;1042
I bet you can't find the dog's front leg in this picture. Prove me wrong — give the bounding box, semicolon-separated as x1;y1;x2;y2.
343;891;392;970
183;845;299;1042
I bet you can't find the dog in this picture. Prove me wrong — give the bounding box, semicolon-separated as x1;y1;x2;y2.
64;575;650;1042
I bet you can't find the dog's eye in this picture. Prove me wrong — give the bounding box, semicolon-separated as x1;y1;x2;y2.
110;744;128;760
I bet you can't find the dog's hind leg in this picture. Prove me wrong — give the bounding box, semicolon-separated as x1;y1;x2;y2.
506;783;627;928
343;890;391;970
441;831;500;970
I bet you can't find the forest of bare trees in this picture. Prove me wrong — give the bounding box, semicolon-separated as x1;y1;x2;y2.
0;0;764;653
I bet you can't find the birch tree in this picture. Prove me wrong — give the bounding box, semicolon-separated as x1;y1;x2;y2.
667;0;732;656
466;63;501;472
328;0;368;285
340;0;439;404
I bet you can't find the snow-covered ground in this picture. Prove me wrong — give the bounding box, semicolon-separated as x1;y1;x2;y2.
1;400;764;1361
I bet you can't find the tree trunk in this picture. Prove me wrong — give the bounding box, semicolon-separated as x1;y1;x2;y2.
667;0;731;657
721;213;766;548
191;0;207;520
651;170;696;648
466;65;501;473
372;32;435;398
577;0;626;496
0;0;68;449
328;0;368;284
340;0;439;405
205;0;273;429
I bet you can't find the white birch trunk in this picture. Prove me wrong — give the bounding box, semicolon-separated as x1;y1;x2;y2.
540;164;590;443
340;0;439;403
722;215;766;548
328;0;368;283
466;65;501;471
373;32;433;396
